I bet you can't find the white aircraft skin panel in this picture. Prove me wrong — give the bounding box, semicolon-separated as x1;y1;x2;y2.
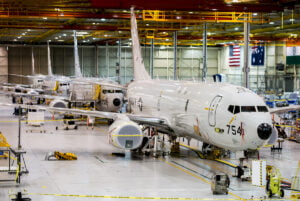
127;79;272;151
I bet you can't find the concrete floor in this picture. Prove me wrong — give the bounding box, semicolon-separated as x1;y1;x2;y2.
0;96;299;201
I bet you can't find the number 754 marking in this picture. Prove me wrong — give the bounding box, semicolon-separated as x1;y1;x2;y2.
226;124;242;135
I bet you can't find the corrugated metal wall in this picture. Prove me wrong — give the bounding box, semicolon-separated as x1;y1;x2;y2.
5;44;299;92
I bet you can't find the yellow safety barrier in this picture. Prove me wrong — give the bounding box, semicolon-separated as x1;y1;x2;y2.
0;132;10;147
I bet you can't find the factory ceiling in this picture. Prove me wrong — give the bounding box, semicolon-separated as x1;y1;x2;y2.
0;0;299;46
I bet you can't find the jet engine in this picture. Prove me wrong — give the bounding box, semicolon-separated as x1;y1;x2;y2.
108;117;143;150
49;99;68;108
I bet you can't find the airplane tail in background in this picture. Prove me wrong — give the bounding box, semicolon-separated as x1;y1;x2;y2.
73;30;83;78
130;7;151;81
47;41;53;76
31;47;35;75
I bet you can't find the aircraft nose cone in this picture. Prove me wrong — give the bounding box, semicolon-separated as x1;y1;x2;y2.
257;123;272;140
113;98;121;107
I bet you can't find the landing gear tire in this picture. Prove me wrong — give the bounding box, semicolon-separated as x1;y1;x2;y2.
267;190;273;198
266;180;270;191
65;127;69;130
280;189;284;198
74;125;78;130
56;126;58;130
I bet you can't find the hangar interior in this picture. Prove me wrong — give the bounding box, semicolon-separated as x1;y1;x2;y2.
1;43;291;91
0;0;299;93
0;1;300;201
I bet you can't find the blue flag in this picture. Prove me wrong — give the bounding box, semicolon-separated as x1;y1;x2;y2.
251;46;264;66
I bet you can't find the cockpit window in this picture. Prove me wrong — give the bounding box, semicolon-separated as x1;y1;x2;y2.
102;89;114;94
257;106;268;112
241;106;256;112
228;105;240;114
234;105;240;114
228;105;234;113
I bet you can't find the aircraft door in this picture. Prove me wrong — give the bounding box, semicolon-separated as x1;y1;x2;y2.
208;95;222;127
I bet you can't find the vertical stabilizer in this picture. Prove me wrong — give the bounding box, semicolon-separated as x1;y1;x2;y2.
31;47;35;75
73;30;83;78
130;7;151;81
47;41;53;76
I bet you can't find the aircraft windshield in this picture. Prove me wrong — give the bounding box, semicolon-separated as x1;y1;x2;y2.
228;105;268;113
241;106;256;112
257;106;268;112
102;89;123;94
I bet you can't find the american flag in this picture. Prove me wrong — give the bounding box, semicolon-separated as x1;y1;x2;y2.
229;45;240;67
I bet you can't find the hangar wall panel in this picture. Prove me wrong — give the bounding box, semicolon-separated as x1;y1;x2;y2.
5;43;295;92
0;47;8;83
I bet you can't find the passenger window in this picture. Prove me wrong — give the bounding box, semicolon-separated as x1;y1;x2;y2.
102;90;107;94
257;106;268;112
234;105;240;114
241;106;256;112
228;105;234;114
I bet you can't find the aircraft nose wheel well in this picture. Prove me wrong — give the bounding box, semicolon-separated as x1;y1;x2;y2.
202;143;226;159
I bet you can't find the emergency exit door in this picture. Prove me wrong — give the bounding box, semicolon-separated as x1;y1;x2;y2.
208;95;222;127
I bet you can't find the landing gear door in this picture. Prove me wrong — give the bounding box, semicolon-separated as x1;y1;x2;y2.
208;95;222;127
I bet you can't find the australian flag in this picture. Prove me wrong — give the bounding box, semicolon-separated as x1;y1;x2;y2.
251;46;264;66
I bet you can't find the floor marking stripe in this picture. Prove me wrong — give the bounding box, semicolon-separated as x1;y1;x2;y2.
159;158;211;184
159;158;248;201
28;193;242;200
228;192;246;201
28;192;294;200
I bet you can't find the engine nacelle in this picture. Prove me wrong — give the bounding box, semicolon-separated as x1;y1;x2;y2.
108;118;143;150
49;99;68;108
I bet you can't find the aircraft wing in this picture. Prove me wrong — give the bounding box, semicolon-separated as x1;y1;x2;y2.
0;102;170;130
0;91;68;101
71;78;126;89
269;105;300;114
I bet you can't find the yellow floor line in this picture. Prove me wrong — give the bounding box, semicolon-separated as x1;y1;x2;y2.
159;158;211;185
179;143;232;175
28;192;242;200
159;158;247;201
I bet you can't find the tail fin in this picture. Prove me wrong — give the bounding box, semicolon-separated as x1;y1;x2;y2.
73;30;83;78
47;41;53;76
130;7;151;81
31;47;35;75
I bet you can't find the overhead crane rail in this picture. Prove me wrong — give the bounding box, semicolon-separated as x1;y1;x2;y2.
142;10;268;24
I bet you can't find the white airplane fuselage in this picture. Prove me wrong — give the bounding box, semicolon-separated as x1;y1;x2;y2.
127;79;273;151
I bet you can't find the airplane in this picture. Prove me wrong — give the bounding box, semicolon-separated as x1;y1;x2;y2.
1;31;125;113
1;7;278;156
